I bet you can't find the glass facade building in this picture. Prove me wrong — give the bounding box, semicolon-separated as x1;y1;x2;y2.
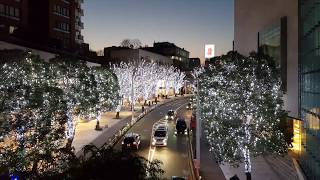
299;0;320;179
259;17;287;91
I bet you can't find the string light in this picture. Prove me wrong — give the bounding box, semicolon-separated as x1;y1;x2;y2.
198;52;288;175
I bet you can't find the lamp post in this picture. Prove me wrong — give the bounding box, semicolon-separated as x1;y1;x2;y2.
131;67;136;124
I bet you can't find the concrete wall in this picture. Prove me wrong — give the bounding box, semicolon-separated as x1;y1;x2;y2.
110;49;173;66
0;41;101;67
0;40;56;61
234;0;299;118
138;49;173;66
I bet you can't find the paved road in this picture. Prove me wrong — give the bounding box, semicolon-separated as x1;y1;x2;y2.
114;97;193;179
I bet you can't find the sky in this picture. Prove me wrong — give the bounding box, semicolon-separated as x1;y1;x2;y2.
82;0;234;63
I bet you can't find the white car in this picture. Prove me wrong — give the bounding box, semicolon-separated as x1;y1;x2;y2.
151;124;168;146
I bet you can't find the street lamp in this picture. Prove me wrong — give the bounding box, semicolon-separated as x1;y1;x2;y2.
131;67;136;124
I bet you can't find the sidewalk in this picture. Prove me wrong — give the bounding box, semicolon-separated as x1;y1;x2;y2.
199;138;226;180
191;130;226;180
219;154;300;180
72;95;187;155
197;135;301;180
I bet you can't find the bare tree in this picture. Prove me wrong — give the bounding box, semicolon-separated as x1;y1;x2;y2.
97;49;104;56
120;39;142;49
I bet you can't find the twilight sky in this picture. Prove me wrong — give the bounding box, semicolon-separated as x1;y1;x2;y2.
82;0;234;63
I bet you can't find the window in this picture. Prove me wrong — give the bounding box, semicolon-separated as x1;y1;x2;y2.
53;5;69;17
9;26;17;34
0;4;4;14
14;8;19;18
55;21;70;32
9;6;14;16
0;4;19;19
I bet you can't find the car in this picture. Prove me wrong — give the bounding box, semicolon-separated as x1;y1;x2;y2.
165;110;176;120
122;133;141;150
152;124;168;146
186;102;193;110
172;176;187;180
190;97;196;102
175;118;187;135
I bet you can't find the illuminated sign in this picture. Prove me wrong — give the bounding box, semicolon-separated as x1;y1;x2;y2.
205;44;215;58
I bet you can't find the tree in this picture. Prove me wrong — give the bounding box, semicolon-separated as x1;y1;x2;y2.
0;51;73;177
120;39;142;49
92;67;120;128
41;145;164;180
198;52;288;179
0;50;121;177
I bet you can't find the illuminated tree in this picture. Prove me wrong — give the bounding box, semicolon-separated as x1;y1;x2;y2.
198;52;288;179
92;66;120;128
0;50;121;177
172;70;186;95
0;51;72;176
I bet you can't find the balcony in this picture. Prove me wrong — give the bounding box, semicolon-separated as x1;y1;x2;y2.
75;0;84;4
77;34;84;40
75;21;84;30
78;8;84;16
76;34;84;44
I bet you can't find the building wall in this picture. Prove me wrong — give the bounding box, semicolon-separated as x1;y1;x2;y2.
138;49;173;66
299;0;320;179
234;0;299;118
0;0;29;37
108;49;173;66
0;0;83;52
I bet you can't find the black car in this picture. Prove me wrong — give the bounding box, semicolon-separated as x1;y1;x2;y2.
122;133;141;150
175;118;187;135
165;110;176;120
186;102;193;110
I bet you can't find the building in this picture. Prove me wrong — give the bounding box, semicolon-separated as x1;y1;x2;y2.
143;42;190;70
0;0;84;52
189;58;201;69
299;0;320;179
234;0;299;120
235;0;320;179
104;46;173;66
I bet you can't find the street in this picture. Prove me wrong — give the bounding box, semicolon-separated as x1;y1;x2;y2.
114;97;193;179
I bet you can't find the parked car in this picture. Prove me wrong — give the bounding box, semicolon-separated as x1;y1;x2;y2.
165;110;176;120
122;133;141;150
152;124;168;146
175;118;187;135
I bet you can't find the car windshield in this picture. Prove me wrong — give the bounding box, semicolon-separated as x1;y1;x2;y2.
154;130;166;137
123;137;135;143
168;111;174;116
177;120;186;126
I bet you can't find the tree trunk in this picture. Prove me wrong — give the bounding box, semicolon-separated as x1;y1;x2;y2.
244;148;252;180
